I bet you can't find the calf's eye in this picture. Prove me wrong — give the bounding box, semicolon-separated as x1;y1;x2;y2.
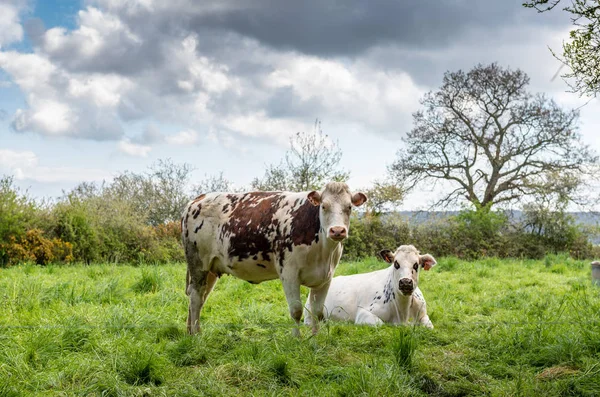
413;263;419;271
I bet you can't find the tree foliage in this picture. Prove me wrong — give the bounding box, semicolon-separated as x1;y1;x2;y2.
389;63;597;210
524;0;600;96
362;180;405;215
252;120;349;191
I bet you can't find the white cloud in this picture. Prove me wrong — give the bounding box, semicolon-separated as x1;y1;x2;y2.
0;148;109;183
165;129;200;145
117;139;152;157
0;2;24;48
0;2;425;145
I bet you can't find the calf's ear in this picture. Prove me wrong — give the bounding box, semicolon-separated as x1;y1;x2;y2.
379;249;394;264
307;191;321;206
352;192;367;207
419;254;437;271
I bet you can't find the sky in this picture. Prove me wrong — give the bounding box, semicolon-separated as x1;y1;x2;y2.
0;0;599;210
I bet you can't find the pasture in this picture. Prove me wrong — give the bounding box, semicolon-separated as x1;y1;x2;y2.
1;256;599;396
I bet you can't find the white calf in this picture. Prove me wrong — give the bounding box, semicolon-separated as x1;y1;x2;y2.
320;245;437;327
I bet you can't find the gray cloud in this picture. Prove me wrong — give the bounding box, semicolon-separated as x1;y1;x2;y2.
0;0;578;144
187;0;569;57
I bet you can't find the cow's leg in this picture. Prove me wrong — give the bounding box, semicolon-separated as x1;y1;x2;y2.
304;280;331;334
355;307;384;326
186;265;218;334
281;273;303;337
411;290;433;328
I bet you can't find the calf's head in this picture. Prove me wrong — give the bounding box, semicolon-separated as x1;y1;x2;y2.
307;182;367;242
379;245;436;296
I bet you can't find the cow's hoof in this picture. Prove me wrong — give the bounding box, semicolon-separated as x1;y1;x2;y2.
292;327;301;338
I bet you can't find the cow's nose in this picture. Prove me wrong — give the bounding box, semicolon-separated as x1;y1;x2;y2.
328;226;347;241
398;278;414;294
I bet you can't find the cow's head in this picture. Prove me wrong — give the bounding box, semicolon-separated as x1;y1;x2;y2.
307;182;367;242
379;245;436;296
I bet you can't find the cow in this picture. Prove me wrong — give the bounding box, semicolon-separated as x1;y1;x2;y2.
318;245;437;327
181;182;367;335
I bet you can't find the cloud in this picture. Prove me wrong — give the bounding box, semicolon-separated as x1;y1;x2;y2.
165;129;200;145
0;148;109;183
0;51;125;140
0;1;25;48
0;0;578;146
131;124;164;145
117;139;151;157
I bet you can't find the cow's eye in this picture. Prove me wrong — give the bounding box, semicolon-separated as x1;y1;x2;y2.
394;261;400;269
413;263;419;271
322;203;330;210
346;205;352;212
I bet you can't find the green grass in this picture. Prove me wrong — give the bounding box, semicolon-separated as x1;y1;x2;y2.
1;257;599;396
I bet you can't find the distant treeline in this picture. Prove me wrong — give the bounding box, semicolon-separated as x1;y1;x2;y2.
344;210;598;262
1;168;598;267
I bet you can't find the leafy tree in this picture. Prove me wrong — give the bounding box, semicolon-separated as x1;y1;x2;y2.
252;119;349;191
389;63;597;210
524;0;600;96
362;180;405;215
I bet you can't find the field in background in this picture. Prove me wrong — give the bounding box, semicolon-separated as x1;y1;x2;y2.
1;256;599;396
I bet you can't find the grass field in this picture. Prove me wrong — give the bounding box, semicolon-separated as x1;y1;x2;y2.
1;255;599;396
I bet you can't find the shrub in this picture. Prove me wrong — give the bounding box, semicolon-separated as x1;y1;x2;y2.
0;229;73;266
0;176;38;266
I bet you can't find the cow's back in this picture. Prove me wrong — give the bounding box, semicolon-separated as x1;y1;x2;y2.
324;269;388;321
182;191;321;283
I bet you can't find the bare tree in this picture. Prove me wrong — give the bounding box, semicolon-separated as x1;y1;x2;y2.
109;159;194;225
252;119;350;191
389;63;597;210
524;0;600;96
193;172;237;194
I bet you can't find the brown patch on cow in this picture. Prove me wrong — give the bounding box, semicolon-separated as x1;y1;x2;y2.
289;199;320;246
220;192;284;261
192;205;202;219
191;194;206;205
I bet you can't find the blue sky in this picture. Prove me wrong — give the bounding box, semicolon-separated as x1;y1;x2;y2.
1;0;599;209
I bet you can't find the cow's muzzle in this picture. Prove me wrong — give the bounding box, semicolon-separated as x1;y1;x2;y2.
398;278;414;295
328;226;347;241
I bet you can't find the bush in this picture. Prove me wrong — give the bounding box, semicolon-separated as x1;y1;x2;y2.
345;213;411;260
0;229;73;266
345;206;594;261
0;176;38;266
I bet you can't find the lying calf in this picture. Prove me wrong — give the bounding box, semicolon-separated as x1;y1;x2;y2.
319;245;437;327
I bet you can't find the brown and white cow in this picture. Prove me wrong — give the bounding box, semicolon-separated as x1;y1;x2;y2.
181;182;367;335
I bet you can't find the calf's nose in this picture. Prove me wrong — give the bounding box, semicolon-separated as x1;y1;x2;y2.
328;226;347;240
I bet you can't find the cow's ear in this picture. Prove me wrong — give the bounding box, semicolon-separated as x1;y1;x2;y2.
420;254;437;271
307;191;321;206
379;249;394;264
352;192;367;207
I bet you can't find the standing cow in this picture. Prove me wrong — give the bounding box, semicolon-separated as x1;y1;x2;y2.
181;182;367;335
320;245;437;327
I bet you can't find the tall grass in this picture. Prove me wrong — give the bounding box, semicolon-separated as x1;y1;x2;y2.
0;256;599;395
